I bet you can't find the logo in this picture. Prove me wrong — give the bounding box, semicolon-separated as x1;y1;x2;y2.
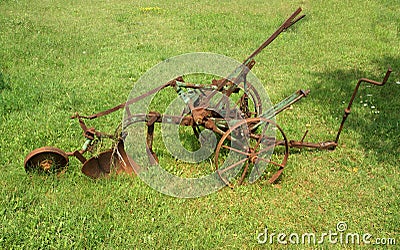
122;53;275;198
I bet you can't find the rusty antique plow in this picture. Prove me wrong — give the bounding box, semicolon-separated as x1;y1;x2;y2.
24;8;392;188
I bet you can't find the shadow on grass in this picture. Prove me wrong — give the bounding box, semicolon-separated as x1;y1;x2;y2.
309;57;399;164
0;70;11;92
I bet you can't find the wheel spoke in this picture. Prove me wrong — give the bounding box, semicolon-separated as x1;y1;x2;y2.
257;157;284;167
238;161;249;185
218;157;248;174
215;117;288;187
254;122;270;150
221;145;250;156
254;144;275;155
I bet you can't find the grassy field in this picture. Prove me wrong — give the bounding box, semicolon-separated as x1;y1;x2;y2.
0;0;399;248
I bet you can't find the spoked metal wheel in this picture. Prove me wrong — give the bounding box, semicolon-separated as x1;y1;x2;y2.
216;81;263;119
214;117;289;188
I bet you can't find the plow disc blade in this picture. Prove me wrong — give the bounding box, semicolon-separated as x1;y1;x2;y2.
81;150;114;179
81;146;137;179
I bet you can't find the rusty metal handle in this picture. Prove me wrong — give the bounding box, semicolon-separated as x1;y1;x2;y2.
202;8;305;107
244;7;304;64
359;68;392;86
280;68;393;151
334;68;392;144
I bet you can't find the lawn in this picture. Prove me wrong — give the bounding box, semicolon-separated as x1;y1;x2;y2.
0;0;399;249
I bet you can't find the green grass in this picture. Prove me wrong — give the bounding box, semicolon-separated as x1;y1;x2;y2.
1;0;399;249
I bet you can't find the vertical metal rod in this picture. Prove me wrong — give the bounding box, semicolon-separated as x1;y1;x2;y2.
335;68;392;144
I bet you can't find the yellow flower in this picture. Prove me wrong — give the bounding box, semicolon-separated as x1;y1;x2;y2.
140;6;161;13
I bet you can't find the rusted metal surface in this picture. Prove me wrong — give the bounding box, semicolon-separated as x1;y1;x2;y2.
271;68;393;152
81;150;114;178
24;8;392;188
24;147;69;173
215;117;289;187
80;140;139;179
334;68;392;145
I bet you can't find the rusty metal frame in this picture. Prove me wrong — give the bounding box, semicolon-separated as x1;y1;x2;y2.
24;8;392;187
